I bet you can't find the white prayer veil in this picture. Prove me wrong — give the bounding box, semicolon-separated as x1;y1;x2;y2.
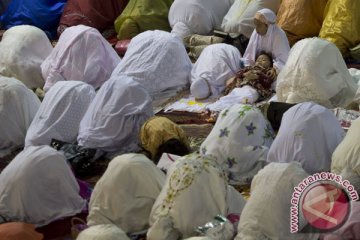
0;25;52;89
25;81;95;147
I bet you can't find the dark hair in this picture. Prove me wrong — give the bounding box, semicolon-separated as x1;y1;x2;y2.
256;51;273;67
153;138;190;164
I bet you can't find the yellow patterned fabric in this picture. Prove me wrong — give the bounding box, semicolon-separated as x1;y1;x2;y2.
277;0;328;46
319;0;360;55
114;0;173;40
140;116;189;160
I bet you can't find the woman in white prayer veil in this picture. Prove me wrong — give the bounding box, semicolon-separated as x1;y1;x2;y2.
190;43;242;99
243;8;290;72
25;81;95;147
0;77;40;158
267;102;345;175
332;117;360;193
200;104;274;186
77;224;131;240
0;145;86;226
87;154;165;234
168;0;234;39
147;153;246;240
77;76;153;157
0;25;52;89
111;30;192;99
41;25;120;92
235;162;318;240
276;38;358;108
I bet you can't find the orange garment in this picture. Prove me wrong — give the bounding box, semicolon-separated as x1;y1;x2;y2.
277;0;327;46
0;222;43;240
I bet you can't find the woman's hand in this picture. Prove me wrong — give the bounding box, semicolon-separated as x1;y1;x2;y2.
266;68;277;79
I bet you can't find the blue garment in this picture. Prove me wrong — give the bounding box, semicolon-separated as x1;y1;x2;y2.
0;0;67;38
0;0;12;16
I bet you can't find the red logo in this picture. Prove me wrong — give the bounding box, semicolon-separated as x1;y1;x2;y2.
301;183;350;231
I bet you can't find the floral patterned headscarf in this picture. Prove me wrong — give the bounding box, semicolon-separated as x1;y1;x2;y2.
200;104;274;185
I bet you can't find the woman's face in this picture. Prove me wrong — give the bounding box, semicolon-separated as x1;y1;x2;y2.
254;18;268;36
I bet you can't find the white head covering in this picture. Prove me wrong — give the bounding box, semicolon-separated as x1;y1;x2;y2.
111;30;192;98
0;146;86;227
41;25;120;92
77;76;153;155
25;81;95;147
169;0;234;38
148;154;246;240
243;8;290;71
277;38;358;108
0;77;41;157
77;224;130;240
87;154;165;234
200;104;274;185
267;102;345;174
235;162;318;240
190;44;242;98
332;117;360;193
0;25;52;89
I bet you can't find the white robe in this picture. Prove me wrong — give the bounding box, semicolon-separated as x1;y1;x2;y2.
200;104;274;185
235;162;318;240
111;30;192;98
0;77;41;157
242;9;290;71
0;25;52;89
332;117;360;192
25;81;95;147
77;76;153;155
190;44;242;98
276;38;358;108
169;0;234;38
147;154;246;240
41;25;120;92
88;154;165;234
77;224;131;240
267;102;345;174
0;146;86;227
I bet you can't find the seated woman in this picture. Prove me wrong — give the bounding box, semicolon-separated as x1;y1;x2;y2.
235;162;314;239
77;76;153;158
276;38;358;108
190;43;242;100
58;0;129;35
25;81;95;147
114;0;172;40
112;30;192;99
147;153;246;240
243;8;290;72
140;116;190;164
267;102;345;174
0;77;40;158
331;117;360;193
87;154;165;235
207;52;276;112
200;104;274;186
169;0;233;39
0;25;53;89
41;25;120;92
0;145;86;226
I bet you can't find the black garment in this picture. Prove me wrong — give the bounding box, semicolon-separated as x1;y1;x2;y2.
267;102;297;131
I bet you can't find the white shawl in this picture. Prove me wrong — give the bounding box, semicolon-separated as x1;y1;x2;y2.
0;146;86;227
77;76;153;155
88;154;165;234
0;77;40;157
25;81;95;147
0;25;52;89
267;102;345;174
41;25;120;92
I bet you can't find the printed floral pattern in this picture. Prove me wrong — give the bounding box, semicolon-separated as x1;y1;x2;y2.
219;127;229;138
245;123;256;135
